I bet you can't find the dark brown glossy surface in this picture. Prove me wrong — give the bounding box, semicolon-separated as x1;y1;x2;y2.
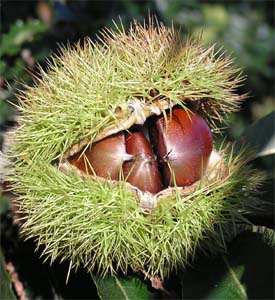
69;108;213;193
123;131;162;194
69;132;127;180
150;108;213;187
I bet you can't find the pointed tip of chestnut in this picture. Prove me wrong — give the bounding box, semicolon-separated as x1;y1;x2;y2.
123;131;162;194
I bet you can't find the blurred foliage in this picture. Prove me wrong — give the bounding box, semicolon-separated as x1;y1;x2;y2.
92;274;154;300
174;231;274;300
0;248;17;300
155;0;275;137
0;20;48;57
0;1;274;299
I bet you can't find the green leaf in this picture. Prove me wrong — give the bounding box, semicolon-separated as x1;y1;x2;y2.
0;60;7;74
261;227;275;248
202;5;228;29
206;256;246;300
239;225;275;248
0;248;17;300
0;100;16;123
0;20;48;57
178;232;274;300
237;111;275;158
0;196;9;215
91;274;152;300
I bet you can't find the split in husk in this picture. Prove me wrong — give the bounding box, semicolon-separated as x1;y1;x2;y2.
10;17;262;279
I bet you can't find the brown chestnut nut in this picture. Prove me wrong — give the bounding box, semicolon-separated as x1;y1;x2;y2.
69;132;131;180
150;108;213;187
123;131;162;194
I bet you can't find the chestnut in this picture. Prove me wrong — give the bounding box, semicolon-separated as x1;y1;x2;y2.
69;108;212;193
123;131;162;194
150;108;213;187
69;132;131;180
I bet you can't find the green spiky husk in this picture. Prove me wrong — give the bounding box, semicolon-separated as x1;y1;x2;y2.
12;150;262;278
10;19;261;278
14;20;244;162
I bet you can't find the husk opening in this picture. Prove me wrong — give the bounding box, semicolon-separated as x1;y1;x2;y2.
9;18;261;279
